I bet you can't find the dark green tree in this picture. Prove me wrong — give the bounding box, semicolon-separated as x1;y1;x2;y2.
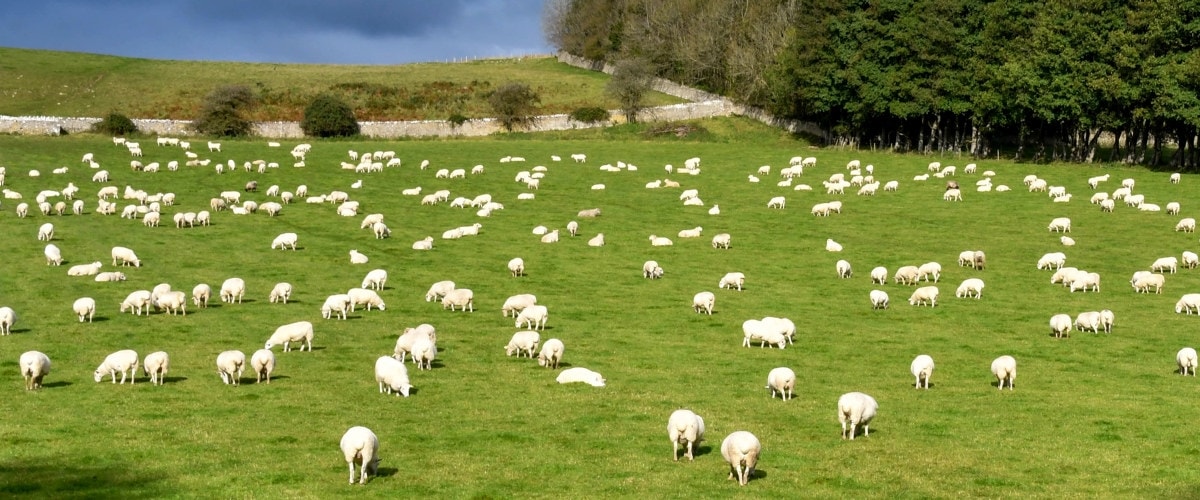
193;85;256;137
487;82;540;131
91;112;138;136
301;94;360;137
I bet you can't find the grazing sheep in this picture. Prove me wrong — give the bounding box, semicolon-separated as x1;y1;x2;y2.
362;269;387;290
347;288;386;312
870;290;889;310
508;257;526;277
111;246;140;267
192;283;211;308
836;259;852;279
269;282;293;304
220;278;246;304
442;288;474;312
20;351;51;390
643;261;665;279
515;304;549;330
1177;294;1200;315
766;367;796;401
94;349;139;384
44;243;63;266
1100;309;1114;333
1177;218;1196;233
838;392;878;439
1075;311;1102;334
1178;347;1198;376
991;355;1017;390
711;233;731;249
721;431;761;486
767;196;786;209
424;280;455;302
667;409;706;462
909;286;939;307
917;262;942;282
1048;217;1072;233
1037;252;1067;270
37;222;54;241
692;291;715;315
341;426;381;485
742;319;787;349
893;265;920;285
955;278;985;299
501;294;538;318
719;272;746;291
265;321;314;352
870;266;888;285
321;294;352;320
250;349;275;384
537;338;565;369
1152;256;1179;274
143;351;169;386
911;355;934;389
1050;314;1073;338
73;297;96;322
556;367;606;387
505;330;541;358
1133;273;1165;294
943;188;962;201
215;350;246;386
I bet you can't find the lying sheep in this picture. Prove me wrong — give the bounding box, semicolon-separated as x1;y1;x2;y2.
722;431;761;486
505;330;541;358
825;239;843;252
678;226;703;238
909;286;939;307
340;426;381;485
20;351;51;390
991;355;1017;390
501;294;537;318
538;338;565;369
667;409;706;462
94;349;139;384
143;351;169;386
719;272;746;291
588;233;605;247
838;392;878;439
870;290;889;310
515;304;549;330
766;367;796;400
556;367;606;387
693;291;715;315
911;355;934;389
1178;347;1198;376
412;236;434;250
251;349;275;384
955;278;984;299
349;249;369;264
442;288;474;312
577;208;601;218
648;234;672;246
73;297;96;322
216;350;246;385
265;321;314;352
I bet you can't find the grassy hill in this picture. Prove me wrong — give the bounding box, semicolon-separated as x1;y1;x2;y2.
0;47;683;121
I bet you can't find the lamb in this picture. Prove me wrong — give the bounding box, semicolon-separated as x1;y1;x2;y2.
515;304;549;330
119;290;152;315
719;272;746;291
425;281;455;302
643;261;665;279
508;257;525;277
911;355;934;389
955;278;985;299
192;283;211;308
870;266;888;285
838;392;878;439
20;351;50;390
220;278;246;303
268;282;293;304
1152;256;1179;274
870;290;889;310
501;294;537;318
44;243;63;266
555;367;606;387
505;330;541;358
893;265;920;285
1048;217;1072;233
917;262;942;282
537;338;565;369
721;431;761;486
1133;273;1165;294
340;426;381;485
143;351;169;386
321;294;352;320
350;249;369;264
37;222;54;241
442;288;474;312
943;188;962;201
216;350;246;385
1178;347;1198;376
909;286;939;307
766;367;796;401
111;246;140;267
991;355;1017;390
94;349;139;384
72;297;96;323
667;409;706;462
94;271;126;282
347;288;386;312
1177;294;1200;315
836;259;852;279
250;349;275;384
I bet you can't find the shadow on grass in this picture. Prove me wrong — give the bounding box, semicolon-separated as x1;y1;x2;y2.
374;466;401;479
160;376;188;384
0;460;169;496
39;380;73;389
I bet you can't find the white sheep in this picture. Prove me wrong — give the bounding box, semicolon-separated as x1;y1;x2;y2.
37;222;54;241
1176;219;1195;234
742;319;786;349
955;278;985;299
269;282;293;304
341;426;381;485
911;355;934;389
991;355;1017;390
1075;311;1102;334
94;349;139;384
20;351;50;390
1152;256;1179;274
909;286;939;307
505;330;541;358
555;367;606;387
44;243;63;266
1133;273;1165;294
693;291;715;315
838;391;878;439
501;294;537;318
1069;272;1101;293
347;288;386;312
192;283;211;308
678;226;703;238
917;262;942;282
719;272;746;291
515;304;549;330
1049;314;1073;338
119;290;152;315
143;351;169;386
424;281;455;302
442;288;474;312
393;324;437;363
870;266;888;285
767;196;786;209
1177;294;1200;315
216;350;245;386
321;294;352;320
643;260;664;279
265;321;314;352
349;249;369;264
271;232;298;250
588;233;605;247
766;367;796;401
825;238;843;252
220;278;246;304
412;236;435;250
1048;217;1072;233
721;431;761;486
870;290;889;310
73;297;96;323
111;246;141;267
537;338;565;369
250;349;275;384
836;259;852;279
508;257;525;277
648;234;673;246
362;269;387;290
667;409;705;462
893;265;919;285
1037;252;1067;270
0;307;15;337
1178;347;1198;376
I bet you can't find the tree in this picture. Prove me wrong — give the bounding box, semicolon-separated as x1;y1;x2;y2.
301;94;360;138
193;84;256;137
606;57;656;123
488;82;540;131
91;112;138;136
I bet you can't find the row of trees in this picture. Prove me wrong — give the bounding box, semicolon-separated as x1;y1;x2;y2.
546;0;1200;168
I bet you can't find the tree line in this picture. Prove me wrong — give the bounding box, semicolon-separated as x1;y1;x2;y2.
545;0;1200;168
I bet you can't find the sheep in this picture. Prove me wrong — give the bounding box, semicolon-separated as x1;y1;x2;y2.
991;355;1017;389
687;291;716;315
515;304;549;330
268;282;293;304
893;265;920;285
1075;311;1103;334
425;281;455;302
72;199;85;215
917;262;942;282
1048;217;1072;233
94;349;139;384
153;291;187;316
555;367;606;387
667;409;706;462
214;350;246;386
766;367;796;401
1178;294;1200;315
508;257;525;277
911;355;934;389
358;269;388;291
347;288;386;312
1100;199;1116;212
340;426;381;485
1037;252;1067;270
760;317;796;345
217;278;245;304
577;208;602;218
247;348;276;384
742;319;786;349
1153;256;1179;274
320;294;351;320
870;290;889;310
500;294;538;319
110;246;140;267
1069;272;1101;293
412;237;435;250
721;431;761;486
1179;348;1198;376
825;239;843;252
20;351;51;390
442;288;474;312
1060;235;1075;246
349;249;369;265
1133;273;1165;294
838;392;878;439
36;222;54;241
719;272;746;291
1185;251;1200;269
909;286;939;307
955;278;985;299
870;266;888;285
678;226;703;238
836;259;852;279
943;188;962;201
119;290;152;316
142;351;169;386
188;283;211;308
505;330;541;358
15;202;28;218
766;196;786;209
73;297;96;322
588;233;605;247
643;261;665;279
42;243;63;266
94;271;126;282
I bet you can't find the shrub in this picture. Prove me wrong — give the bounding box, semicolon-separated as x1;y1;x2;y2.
192;85;256;137
606;57;657;124
300;94;360;138
487;82;540;131
569;107;610;123
448;113;469;127
91;112;138;136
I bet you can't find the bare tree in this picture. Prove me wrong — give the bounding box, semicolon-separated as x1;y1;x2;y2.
606;57;657;123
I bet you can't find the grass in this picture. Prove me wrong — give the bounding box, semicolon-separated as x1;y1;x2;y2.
0;47;683;121
1;118;1199;497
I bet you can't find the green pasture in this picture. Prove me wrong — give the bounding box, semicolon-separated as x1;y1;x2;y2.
0;121;1199;498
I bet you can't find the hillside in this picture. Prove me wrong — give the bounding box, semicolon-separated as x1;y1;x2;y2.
0;47;682;122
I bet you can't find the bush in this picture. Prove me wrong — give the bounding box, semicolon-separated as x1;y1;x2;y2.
487;82;540;131
569;107;610;123
91;112;138;136
448;113;469;127
300;94;360;138
606;57;657;124
192;85;256;137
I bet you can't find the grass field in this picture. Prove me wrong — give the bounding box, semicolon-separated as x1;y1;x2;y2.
1;119;1200;498
0;47;682;121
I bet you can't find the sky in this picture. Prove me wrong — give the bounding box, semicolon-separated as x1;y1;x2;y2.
0;0;554;64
